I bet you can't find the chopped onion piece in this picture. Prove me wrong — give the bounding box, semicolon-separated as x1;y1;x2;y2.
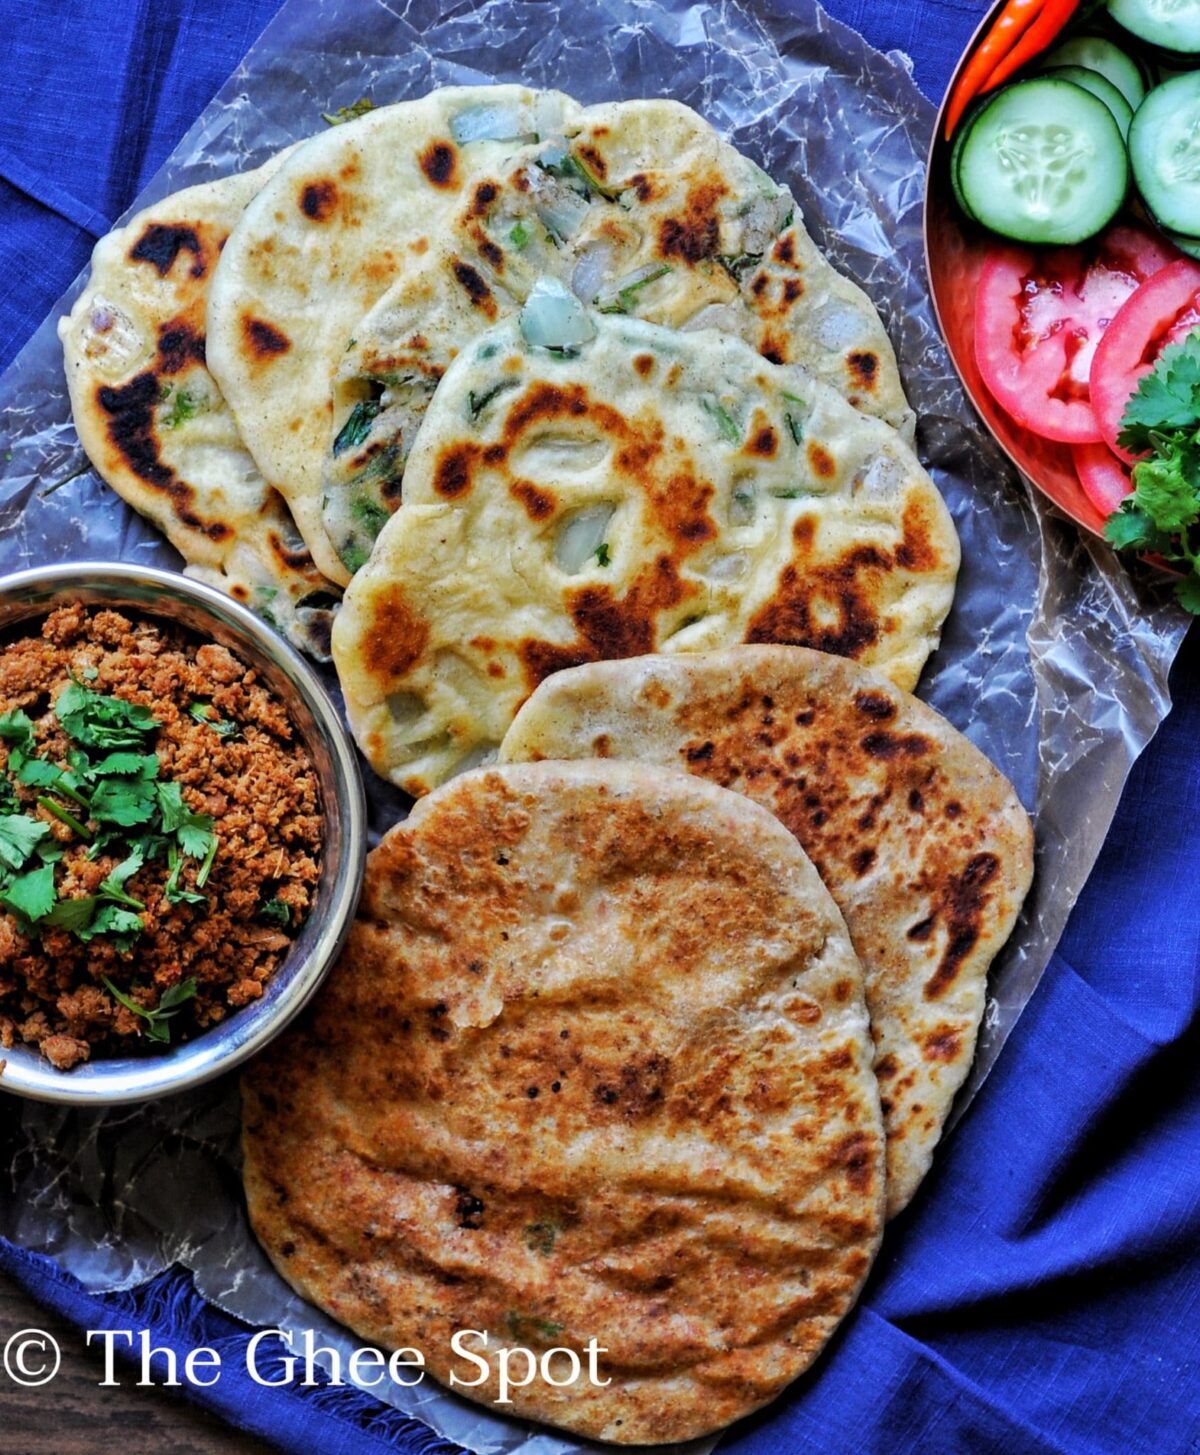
571;241;615;303
703;552;749;581
520;277;597;352
525;166;593;240
741;192;793;256
815;302;864;351
728;480;757;525
594;263;670;312
682;302;744;334
534;94;565;139
450;102;536;145
555;503;616;573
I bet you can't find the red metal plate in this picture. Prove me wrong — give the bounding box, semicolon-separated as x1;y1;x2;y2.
923;0;1111;538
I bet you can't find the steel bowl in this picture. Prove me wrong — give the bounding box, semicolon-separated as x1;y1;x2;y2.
0;562;367;1105
924;0;1109;536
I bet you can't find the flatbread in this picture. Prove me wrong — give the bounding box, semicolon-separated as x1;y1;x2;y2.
330;300;958;795
242;760;885;1444
321;96;914;573
501;647;1035;1215
58;158;339;660
206;87;580;584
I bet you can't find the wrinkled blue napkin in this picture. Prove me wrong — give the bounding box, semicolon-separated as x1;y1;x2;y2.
1;2;1197;1451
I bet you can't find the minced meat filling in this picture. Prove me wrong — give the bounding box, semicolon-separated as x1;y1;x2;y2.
0;605;321;1070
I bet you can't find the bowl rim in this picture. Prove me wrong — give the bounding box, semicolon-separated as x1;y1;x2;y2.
922;0;1108;541
0;560;367;1106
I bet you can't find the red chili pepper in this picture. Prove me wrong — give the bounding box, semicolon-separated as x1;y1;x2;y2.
979;0;1083;94
944;0;1045;141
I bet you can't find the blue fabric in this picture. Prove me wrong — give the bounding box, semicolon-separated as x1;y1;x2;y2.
1;2;1198;1452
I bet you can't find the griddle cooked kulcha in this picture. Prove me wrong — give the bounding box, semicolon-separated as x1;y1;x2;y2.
321;96;914;573
242;761;885;1445
207;86;575;585
331;303;959;795
58;156;340;660
501;646;1035;1215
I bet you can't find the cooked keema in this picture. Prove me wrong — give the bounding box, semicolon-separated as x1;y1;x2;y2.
206;86;578;585
242;760;885;1445
322;96;914;573
331;294;959;795
501;647;1035;1215
59;158;339;660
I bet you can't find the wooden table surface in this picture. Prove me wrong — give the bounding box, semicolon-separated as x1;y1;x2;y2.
0;1269;263;1452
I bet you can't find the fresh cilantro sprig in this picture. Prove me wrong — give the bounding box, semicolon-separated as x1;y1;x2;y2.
1105;330;1200;614
0;812;49;872
102;976;198;1044
55;679;159;747
0;682;220;952
257;896;291;928
188;701;240;739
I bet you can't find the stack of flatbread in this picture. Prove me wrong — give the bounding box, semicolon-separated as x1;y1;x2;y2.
64;86;1034;1444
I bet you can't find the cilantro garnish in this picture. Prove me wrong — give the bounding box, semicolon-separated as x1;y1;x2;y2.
0;680;220;954
98;849;146;911
102;976;198;1043
156;782;217;861
0;862;56;924
1117;338;1200;450
164;842;206;906
37;796;92;840
0;814;49;871
43;894;100;933
594;542;611;567
0;709;35;756
257;896;292;928
90;776;158;827
55;680;158;748
188;702;239;739
1105;330;1200;614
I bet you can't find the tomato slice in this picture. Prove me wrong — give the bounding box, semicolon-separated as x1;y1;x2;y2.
975;226;1178;444
1089;258;1200;464
1073;442;1133;517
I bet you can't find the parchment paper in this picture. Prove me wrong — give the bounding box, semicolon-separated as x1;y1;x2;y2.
0;1;1189;1451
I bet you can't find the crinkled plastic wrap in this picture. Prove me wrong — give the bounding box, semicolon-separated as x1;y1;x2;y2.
0;0;1189;1451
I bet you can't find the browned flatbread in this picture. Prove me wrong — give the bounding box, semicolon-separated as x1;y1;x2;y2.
501;648;1035;1216
331;305;959;796
58;157;341;659
242;761;885;1444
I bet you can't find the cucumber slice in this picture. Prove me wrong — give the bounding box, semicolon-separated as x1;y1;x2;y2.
1039;34;1148;109
1041;65;1135;138
1109;0;1200;57
949;99;986;222
1130;73;1200;234
958;79;1129;245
